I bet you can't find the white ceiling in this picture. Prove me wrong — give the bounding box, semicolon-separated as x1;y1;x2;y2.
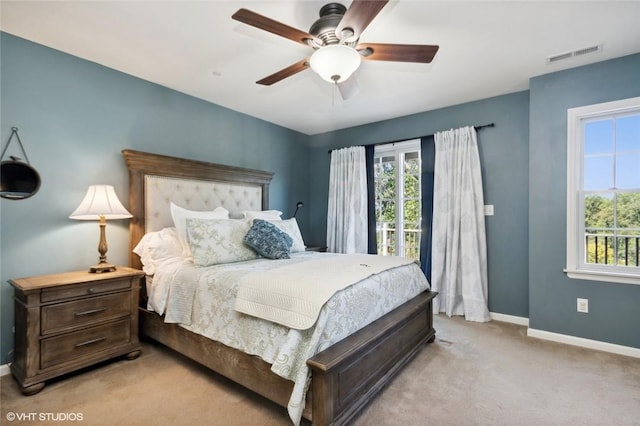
2;1;640;135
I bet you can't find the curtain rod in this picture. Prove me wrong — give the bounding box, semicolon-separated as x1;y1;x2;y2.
328;122;495;154
474;123;495;131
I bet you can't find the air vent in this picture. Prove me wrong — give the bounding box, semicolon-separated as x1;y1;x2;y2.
573;45;601;57
547;45;602;63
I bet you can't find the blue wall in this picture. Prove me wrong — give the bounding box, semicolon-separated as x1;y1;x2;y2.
0;33;310;363
2;32;638;365
528;54;640;348
307;92;531;318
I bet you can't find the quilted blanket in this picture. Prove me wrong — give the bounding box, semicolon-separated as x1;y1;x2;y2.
234;253;415;329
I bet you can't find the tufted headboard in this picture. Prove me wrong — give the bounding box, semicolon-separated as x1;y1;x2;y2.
122;149;274;270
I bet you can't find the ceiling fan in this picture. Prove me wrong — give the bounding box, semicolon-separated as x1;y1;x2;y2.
232;0;439;97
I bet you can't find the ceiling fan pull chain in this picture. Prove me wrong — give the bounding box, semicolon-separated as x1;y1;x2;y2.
332;82;337;107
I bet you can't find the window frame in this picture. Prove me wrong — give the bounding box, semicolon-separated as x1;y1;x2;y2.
566;96;640;285
374;139;421;260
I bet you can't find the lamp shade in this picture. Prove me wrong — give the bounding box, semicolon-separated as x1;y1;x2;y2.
309;45;362;83
69;185;132;220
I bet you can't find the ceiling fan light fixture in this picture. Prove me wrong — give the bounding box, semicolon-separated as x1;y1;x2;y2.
309;44;361;83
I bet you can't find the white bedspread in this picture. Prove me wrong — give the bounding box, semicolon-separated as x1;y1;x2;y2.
235;254;415;329
149;252;429;425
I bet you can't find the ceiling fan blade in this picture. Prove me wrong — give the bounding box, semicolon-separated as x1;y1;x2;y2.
256;58;310;86
357;43;440;63
335;0;389;43
338;76;360;100
232;8;319;46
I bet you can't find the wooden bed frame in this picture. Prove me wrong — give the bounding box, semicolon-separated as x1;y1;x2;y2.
123;149;436;425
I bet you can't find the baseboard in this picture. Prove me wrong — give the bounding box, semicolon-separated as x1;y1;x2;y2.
490;312;529;326
0;363;10;377
527;328;640;359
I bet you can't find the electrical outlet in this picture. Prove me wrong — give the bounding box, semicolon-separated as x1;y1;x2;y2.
577;298;589;313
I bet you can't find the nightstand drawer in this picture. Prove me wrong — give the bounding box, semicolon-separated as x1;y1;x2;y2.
41;292;131;335
41;279;131;303
40;319;131;369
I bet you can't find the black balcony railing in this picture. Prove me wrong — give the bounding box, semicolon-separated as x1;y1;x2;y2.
585;231;640;267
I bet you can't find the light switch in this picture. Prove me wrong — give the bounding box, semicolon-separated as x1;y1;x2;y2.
484;205;494;216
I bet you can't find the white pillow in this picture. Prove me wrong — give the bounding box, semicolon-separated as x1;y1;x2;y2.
244;210;283;222
267;218;306;252
170;203;229;256
133;227;183;275
186;218;258;266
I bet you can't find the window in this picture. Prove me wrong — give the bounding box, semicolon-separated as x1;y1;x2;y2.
374;139;421;261
566;97;640;285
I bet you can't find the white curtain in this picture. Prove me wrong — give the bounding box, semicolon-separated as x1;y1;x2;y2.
327;146;368;253
431;126;491;322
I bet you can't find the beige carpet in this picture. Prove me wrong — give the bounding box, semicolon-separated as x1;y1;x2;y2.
2;315;639;425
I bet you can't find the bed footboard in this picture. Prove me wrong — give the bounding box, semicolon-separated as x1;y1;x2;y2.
140;290;435;426
307;290;437;425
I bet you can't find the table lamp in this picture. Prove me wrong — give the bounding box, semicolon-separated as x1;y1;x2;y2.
70;185;132;273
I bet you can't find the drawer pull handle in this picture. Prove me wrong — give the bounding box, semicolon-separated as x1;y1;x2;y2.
74;308;107;317
87;288;96;294
74;337;106;348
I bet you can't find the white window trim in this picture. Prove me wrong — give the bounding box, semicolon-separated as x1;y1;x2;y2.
565;96;640;285
374;139;420;155
375;139;421;258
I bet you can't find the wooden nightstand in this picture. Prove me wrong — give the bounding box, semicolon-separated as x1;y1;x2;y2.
9;267;144;395
305;246;328;252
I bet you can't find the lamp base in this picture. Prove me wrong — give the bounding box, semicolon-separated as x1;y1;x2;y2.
88;262;117;274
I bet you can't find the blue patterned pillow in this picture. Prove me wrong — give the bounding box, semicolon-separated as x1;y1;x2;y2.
244;219;293;259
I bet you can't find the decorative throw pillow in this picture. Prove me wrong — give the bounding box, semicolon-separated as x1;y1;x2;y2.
243;219;293;260
170;203;229;256
186;218;258;266
267;218;306;252
244;210;283;222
